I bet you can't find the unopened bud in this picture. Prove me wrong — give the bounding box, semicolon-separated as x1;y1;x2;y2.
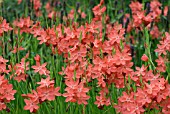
141;54;149;62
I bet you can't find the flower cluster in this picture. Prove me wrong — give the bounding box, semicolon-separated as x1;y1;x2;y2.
12;53;29;82
13;16;33;34
63;79;90;105
0;18;12;36
22;77;61;113
0;56;16;110
127;1;168;39
32;55;50;77
0;75;16;110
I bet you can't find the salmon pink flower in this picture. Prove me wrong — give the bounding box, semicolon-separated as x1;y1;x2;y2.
37;77;54;88
63;79;90;105
135;88;152;105
11;46;25;54
118;92;134;103
150;25;161;39
129;1;143;14
92;0;106;17
164;6;168;16
34;54;41;62
13;17;33;34
2;84;16;101
0;101;6;110
94;94;110;107
112;49;132;66
24;99;39;113
32;62;50;76
81;12;86;19
14;57;29;75
141;54;148;62
144;82;159;96
37;86;61;101
156;89;169;103
22;90;39;102
0;75;16;111
0;56;9;74
155;56;167;72
135;65;147;77
0;19;12;36
127;102;145;114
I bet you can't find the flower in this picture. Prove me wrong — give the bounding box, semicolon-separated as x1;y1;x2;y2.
32;62;50;76
164;6;168;16
0;19;12;36
37;77;54;88
135;88;151;105
141;54;148;62
37;86;61;101
11;46;25;54
0;75;16;111
24;99;39;113
63;79;90;105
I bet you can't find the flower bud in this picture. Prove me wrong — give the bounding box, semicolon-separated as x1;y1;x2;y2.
141;54;149;62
